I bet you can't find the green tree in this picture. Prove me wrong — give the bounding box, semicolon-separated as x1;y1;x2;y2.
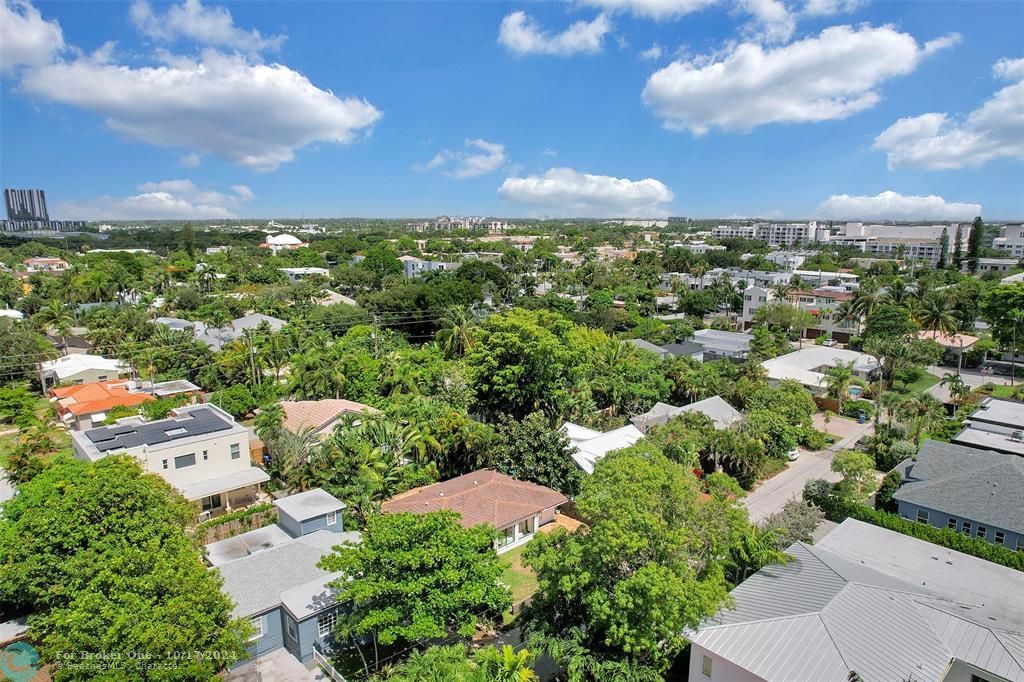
896;394;946;447
0;457;248;679
761;499;825;548
33;299;75;350
980;285;1024;357
487;412;581;496
179;222;197;258
318;511;511;676
875;470;903;513
966;216;984;274
952;224;964;270
919;294;958;335
831;449;877;499
824;361;855;414
937;227;949;269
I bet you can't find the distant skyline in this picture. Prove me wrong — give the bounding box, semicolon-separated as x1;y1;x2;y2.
1;0;1022;221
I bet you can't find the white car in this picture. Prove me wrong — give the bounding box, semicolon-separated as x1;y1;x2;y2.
787;448;800;461
822;338;838;347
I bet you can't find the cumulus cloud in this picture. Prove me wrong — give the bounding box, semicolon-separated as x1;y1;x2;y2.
640;43;663;60
498;167;674;217
872;58;1024;170
19;50;381;171
129;0;285;53
498;11;611;56
642;25;957;134
816;190;981;221
801;0;864;16
577;0;717;21
0;0;63;75
420;139;507;179
56;180;254;220
739;0;796;44
180;152;202;167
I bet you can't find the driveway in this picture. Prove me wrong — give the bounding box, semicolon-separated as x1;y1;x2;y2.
742;419;873;523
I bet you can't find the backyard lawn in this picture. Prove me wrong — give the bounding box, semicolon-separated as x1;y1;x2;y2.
898;372;941;394
499;542;539;624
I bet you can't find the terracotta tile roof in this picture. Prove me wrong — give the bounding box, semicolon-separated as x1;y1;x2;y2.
50;381;154;416
917;330;980;349
279;399;379;435
382;469;568;530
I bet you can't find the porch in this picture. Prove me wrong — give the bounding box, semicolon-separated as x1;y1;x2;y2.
178;468;272;521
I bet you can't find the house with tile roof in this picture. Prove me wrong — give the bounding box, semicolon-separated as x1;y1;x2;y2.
382;469;567;553
688;518;1024;682
50;378;202;430
278;399;380;439
893;439;1024;550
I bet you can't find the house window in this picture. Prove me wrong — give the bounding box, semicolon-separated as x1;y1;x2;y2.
702;655;713;677
286;619;297;641
518;517;535;537
317;611;337;637
995;531;1005;545
496;526;516;548
325;511;337;526
916;509;929;524
161;459;168;470
97;375;108;381
174;453;196;469
947;518;957;529
230;443;241;460
976;526;987;540
962;522;972;535
201;494;222;512
249;616;263;641
202;450;208;461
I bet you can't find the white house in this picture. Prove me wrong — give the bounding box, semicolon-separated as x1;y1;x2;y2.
760;346;878;395
71;404;269;517
39;354;128;392
563;422;643;474
279;267;330;282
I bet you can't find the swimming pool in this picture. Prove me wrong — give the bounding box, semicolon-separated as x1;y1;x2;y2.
848;386;863;398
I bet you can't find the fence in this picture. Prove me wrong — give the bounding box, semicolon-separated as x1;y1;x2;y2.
200;509;277;544
313;646;347;682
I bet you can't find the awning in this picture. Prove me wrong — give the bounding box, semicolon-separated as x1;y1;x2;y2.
176;467;270;501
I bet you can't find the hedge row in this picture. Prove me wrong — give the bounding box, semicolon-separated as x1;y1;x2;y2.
195;502;276;533
813;493;1024;572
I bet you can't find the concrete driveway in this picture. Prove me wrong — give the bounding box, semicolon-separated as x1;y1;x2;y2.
742;418;873;523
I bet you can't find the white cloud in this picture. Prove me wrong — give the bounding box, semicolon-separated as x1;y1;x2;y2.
498;167;674;217
816;190;981;221
640;43;664;60
180;152;202;167
498;11;611;56
56;179;255;220
577;0;717;21
420;138;506;179
993;56;1024;82
19;50;381;171
739;0;795;44
801;0;864;17
922;32;962;56
129;0;285;53
642;25;957;134
542;148;558;157
872;59;1024;170
0;0;63;75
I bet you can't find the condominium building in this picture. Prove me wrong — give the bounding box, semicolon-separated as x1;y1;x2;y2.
828;223;967;266
993;223;1024;259
4;188;48;221
711;222;826;246
741;285;858;341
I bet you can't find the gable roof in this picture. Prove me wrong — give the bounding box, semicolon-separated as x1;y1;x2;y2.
51;381;154;416
279;399;379;435
625;338;668;358
893;440;1024;534
661;340;704;358
563;423;643;474
631;396;741;433
689;519;1024;682
382;469;567;530
39;354;125;379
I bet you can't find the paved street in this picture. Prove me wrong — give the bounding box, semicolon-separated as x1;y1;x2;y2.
742;419;873;523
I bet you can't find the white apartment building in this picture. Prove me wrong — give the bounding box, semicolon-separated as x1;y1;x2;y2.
973;258;1020;274
711;222;825;246
763;251;810;270
71;404;269;517
673;241;727;255
828;223;966;266
741;285;858;340
993;223;1024;258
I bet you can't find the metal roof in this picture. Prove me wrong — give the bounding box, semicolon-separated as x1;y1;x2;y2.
631;397;742;433
83;406;232;452
567;424;643;474
274;488;346;521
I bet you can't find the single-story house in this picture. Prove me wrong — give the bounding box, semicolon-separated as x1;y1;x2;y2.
631;396;742;433
760;346;878;395
280;267;330;282
50;378;202;430
211;488;360;666
279;399;380;439
952;397;1024;456
382;469;567;553
563;422;644;474
625;338;670;359
687;518;1024;682
38;354;128;392
893;439;1024;550
23;257;69;273
660;340;705;360
690;329;754;361
155;313;287;351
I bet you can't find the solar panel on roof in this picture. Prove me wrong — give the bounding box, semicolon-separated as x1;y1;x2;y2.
84;408;232;451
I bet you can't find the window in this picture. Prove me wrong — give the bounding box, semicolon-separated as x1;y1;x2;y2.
230;443;241;460
201;494;222;512
976;526;987;540
702;655;713;677
995;531;1005;545
317;611;337;637
202;450;208;461
947;518;957;529
161;459;168;470
325;511;337;526
286;620;297;641
496;526;515;548
174;453;196;469
97;375;108;381
962;521;972;535
249;616;263;641
518;517;535;537
916;509;929;524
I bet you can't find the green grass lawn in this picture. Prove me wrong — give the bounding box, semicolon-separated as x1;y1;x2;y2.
0;431;18;469
499;541;539;624
989;385;1022;399
897;372;941;395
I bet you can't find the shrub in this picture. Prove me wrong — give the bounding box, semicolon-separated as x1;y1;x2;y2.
803;478;834;504
876;440;916;472
801;429;831;451
841;399;874;420
875;470;902;513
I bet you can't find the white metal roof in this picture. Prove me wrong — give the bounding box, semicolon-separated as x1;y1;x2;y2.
176;467;270;501
39;354;124;379
274;488;346;521
567;424;643;474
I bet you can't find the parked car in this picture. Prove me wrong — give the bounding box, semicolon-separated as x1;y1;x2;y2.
787;448;800;461
822;338;838;347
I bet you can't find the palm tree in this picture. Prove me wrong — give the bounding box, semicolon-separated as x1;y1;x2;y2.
940;372;969;414
824;361;855;414
727;526;790;583
852;283;881;322
475;645;539;682
770;282;795;302
275;425;322;491
834;300;861;337
880;390;903;426
896;394;946;447
435;305;476;358
34;300;75;350
919;294;958;336
883;277;916;305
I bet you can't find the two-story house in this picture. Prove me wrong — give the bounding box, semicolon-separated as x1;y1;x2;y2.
70;404;269;517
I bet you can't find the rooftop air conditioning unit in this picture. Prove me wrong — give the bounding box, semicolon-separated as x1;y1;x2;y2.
1011;431;1023;443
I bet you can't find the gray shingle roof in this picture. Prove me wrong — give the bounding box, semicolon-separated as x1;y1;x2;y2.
661;341;704;358
893;440;1024;534
631;396;741;433
624;338;668;357
688;519;1024;682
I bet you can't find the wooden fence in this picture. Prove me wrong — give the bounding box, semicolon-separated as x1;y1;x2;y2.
200;510;277;544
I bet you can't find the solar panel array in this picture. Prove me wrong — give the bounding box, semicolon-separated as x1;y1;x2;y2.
85;407;231;452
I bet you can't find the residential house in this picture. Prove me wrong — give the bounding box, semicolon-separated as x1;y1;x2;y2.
687;518;1024;682
382;469;568;553
952;397;1024;456
280;267;330;282
38;354;128;392
661;340;705;360
625;338;670;359
279;399;380;440
563;422;644;474
155;313;287;351
631;396;741;433
972;257;1020;274
760;346;878;395
50;378;201;430
397;255;460;278
210;489;360;667
23;257;69;273
893;439;1024;549
742;286;858;341
71;404;269;517
690;329;754;361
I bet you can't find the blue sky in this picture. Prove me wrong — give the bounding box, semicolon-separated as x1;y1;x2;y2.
1;0;1022;220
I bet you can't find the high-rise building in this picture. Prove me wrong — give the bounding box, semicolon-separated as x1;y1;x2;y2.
4;188;49;221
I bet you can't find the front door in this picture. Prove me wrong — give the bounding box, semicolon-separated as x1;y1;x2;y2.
201;494;222;512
